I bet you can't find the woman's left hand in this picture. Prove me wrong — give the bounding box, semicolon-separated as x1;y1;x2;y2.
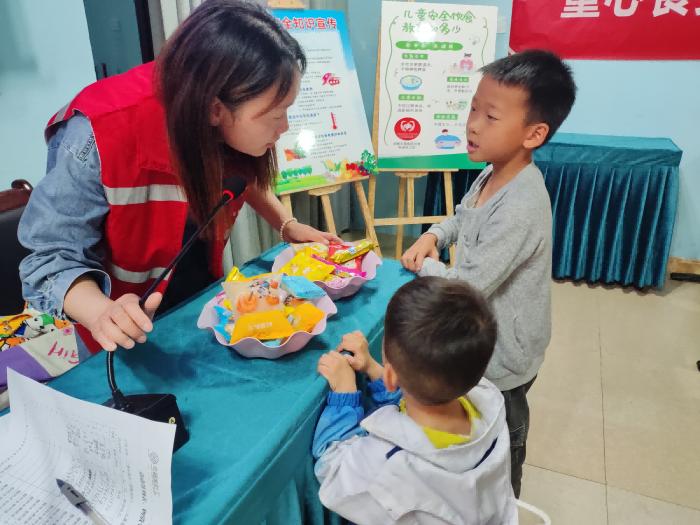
284;221;341;245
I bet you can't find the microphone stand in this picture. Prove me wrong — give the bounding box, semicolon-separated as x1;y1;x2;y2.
104;190;234;451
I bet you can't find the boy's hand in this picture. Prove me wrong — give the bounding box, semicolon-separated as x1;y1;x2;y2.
337;331;383;381
401;233;439;272
318;351;357;393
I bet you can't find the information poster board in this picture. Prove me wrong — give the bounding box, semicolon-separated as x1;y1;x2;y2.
377;1;497;170
273;10;377;194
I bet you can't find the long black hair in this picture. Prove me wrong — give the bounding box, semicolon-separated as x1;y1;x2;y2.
156;0;305;238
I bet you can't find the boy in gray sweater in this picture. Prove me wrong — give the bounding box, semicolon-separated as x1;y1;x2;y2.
401;50;577;496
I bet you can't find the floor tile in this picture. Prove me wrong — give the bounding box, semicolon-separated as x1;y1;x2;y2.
607;485;700;525
519;465;608;525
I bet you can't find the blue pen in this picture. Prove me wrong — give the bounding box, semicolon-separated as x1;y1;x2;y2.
56;479;109;525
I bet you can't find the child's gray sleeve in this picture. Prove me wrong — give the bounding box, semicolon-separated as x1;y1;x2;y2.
427;198;468;250
419;202;542;298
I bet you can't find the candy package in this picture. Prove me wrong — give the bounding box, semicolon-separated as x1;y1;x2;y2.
328;239;375;264
281;275;326;299
279;251;335;281
273;239;382;300
222;275;286;319
288;302;325;333
230;310;294;345
198;269;337;358
224;266;247;283
289;242;329;258
311;255;366;278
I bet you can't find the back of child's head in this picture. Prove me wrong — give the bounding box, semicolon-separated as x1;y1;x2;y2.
481;49;576;144
383;277;496;405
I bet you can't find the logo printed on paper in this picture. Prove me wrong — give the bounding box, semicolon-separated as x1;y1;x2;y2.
394;117;421;141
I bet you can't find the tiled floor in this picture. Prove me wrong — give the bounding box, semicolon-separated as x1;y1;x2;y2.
354;231;700;525
522;280;700;524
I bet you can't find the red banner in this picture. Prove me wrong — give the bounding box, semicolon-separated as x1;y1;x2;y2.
510;0;700;60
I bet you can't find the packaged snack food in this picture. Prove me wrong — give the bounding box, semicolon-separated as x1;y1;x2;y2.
290;242;329;258
230;310;294;344
222;276;286;318
279;251;335;281
328;239;375;264
287;302;325;333
281;275;326;299
311;255;366;278
225;266;247;282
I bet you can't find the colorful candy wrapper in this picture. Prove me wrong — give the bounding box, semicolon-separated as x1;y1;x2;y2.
287;303;325;333
281;275;326;299
328;239;375;264
310;255;366;278
213;306;232;338
225;266;247;282
279;252;335;281
222;277;285;317
290;242;329;258
230;310;294;344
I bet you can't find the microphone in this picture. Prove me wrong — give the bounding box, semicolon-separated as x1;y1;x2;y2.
104;177;246;452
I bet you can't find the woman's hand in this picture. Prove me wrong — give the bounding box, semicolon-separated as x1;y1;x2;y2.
64;276;163;352
284;220;341;245
85;293;163;352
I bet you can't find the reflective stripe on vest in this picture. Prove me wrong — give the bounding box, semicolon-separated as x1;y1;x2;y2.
108;263;173;284
104;184;186;205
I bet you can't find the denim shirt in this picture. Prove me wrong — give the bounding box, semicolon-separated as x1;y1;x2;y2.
18;114;111;318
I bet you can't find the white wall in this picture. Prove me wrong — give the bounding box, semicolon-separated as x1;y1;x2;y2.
83;0;143;79
0;0;95;188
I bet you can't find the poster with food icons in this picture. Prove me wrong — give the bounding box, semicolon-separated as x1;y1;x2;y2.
377;1;497;170
273;10;377;194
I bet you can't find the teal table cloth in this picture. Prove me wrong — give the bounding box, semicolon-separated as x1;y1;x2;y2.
2;245;414;524
422;133;681;289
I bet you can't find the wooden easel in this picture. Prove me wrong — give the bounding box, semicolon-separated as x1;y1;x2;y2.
368;22;457;265
278;178;380;250
367;171;456;262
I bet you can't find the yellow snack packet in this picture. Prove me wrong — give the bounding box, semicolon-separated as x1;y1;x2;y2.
304;244;330;258
329;239;375;264
290;242;329;258
279;252;335;281
230;310;294;344
288;302;325;333
225;266;248;282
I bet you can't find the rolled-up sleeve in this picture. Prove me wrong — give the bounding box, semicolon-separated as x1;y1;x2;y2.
18;114;111;318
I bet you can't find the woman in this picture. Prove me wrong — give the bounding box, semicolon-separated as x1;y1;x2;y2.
18;0;337;355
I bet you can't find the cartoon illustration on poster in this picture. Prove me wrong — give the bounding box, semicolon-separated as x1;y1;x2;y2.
273;10;376;194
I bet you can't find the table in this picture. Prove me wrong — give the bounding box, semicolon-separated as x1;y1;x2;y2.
2;245;414;524
422;133;681;289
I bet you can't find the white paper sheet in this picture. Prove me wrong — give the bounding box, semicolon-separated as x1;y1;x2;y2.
0;369;175;525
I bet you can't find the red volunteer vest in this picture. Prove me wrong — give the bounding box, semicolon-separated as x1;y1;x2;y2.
46;62;247;354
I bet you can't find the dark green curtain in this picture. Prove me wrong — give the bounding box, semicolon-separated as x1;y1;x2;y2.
422;133;681;289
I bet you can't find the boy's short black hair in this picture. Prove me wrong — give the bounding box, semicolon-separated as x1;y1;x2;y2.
481;49;576;144
384;277;496;405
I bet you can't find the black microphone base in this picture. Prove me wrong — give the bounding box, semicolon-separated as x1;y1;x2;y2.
104;393;189;452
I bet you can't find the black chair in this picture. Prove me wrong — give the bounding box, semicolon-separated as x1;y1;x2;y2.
0;180;33;313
